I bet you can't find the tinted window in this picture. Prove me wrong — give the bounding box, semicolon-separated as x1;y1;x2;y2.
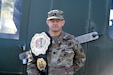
0;0;22;39
109;0;113;39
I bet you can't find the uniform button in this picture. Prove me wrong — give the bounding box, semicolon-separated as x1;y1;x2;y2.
58;59;61;62
53;52;56;54
64;53;66;56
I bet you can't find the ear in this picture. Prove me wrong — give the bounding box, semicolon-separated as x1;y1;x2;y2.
62;20;65;26
46;20;49;26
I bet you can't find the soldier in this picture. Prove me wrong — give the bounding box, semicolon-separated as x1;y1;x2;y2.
27;9;86;75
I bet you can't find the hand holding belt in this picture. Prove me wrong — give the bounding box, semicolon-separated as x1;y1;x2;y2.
30;32;51;75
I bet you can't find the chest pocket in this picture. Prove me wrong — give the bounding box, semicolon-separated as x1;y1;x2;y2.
57;41;75;67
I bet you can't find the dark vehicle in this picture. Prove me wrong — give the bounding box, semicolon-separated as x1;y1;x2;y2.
0;0;113;75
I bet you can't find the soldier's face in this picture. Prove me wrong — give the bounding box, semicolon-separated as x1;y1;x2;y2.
46;19;65;32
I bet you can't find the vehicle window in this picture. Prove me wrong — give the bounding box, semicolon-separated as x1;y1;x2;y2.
0;0;22;39
109;0;113;39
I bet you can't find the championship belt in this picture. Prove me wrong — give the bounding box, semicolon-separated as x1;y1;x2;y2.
30;32;51;75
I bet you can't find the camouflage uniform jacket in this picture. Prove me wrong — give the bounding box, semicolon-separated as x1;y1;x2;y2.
27;31;86;75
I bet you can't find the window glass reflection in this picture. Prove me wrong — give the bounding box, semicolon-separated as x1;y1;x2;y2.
109;0;113;39
0;0;22;39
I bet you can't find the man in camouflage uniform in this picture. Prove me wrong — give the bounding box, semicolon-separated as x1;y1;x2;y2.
27;9;86;75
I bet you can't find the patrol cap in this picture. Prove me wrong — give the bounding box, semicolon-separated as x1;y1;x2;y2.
47;9;64;20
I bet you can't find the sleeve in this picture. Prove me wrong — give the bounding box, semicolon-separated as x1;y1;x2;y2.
73;39;86;72
27;50;41;75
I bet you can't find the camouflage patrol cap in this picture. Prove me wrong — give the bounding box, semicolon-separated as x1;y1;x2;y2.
47;9;64;20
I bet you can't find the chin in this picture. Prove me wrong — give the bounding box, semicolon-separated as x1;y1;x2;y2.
52;30;60;32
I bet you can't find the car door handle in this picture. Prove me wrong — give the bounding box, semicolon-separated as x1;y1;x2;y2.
75;32;99;44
